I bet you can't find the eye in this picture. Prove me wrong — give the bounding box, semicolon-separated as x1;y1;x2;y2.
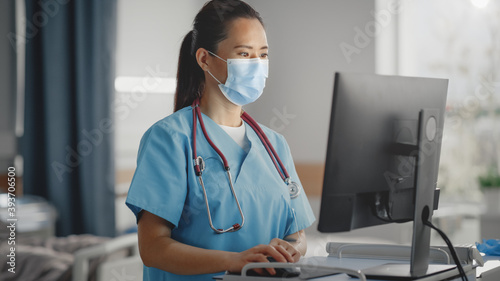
260;53;269;59
238;52;249;57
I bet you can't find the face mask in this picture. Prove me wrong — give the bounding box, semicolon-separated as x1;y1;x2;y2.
207;51;269;106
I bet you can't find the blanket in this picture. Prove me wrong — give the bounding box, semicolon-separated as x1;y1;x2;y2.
0;222;121;281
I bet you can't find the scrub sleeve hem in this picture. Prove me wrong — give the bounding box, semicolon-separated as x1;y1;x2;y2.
284;218;316;237
126;199;181;228
296;220;316;233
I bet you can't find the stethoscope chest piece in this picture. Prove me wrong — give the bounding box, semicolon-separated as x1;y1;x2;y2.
191;98;300;234
286;179;301;199
196;156;205;172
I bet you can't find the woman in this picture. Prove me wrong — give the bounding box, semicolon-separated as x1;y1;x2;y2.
126;0;315;280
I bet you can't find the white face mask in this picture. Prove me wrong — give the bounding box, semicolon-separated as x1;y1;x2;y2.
207;51;269;106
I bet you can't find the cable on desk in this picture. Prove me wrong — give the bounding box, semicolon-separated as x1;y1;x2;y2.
422;207;468;281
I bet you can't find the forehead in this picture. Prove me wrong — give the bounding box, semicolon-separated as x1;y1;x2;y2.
220;17;267;48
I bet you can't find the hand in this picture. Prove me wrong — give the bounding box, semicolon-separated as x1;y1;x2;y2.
269;238;301;263
227;243;292;276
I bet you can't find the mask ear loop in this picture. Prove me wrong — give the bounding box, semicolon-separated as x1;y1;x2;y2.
207;50;227;62
206;50;227;85
207;70;223;85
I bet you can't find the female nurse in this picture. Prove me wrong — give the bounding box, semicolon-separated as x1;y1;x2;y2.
125;0;315;280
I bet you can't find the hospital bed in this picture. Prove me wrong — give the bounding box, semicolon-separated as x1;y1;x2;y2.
72;233;143;281
0;229;143;281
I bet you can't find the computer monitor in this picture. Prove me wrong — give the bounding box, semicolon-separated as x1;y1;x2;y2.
318;72;452;279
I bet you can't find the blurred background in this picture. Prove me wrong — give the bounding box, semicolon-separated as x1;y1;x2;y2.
0;0;499;279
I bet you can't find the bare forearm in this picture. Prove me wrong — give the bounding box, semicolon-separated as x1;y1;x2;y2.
141;235;236;275
138;211;236;275
137;211;301;275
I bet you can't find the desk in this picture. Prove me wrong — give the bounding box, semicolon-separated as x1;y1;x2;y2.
477;255;500;281
215;255;500;281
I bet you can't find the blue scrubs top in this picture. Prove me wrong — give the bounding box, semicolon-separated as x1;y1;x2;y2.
126;106;316;281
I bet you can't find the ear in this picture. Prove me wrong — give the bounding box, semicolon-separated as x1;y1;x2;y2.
195;48;210;71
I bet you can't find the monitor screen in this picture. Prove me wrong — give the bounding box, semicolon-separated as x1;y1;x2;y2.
317;72;451;279
318;72;448;232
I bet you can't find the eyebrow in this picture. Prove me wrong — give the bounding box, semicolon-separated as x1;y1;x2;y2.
234;45;268;50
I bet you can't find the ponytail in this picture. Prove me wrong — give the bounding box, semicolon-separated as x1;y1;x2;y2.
174;30;204;112
173;0;264;112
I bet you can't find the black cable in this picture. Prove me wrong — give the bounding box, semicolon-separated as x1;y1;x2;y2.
375;212;412;224
423;219;468;281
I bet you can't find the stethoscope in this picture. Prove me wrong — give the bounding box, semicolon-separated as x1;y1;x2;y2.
191;98;301;234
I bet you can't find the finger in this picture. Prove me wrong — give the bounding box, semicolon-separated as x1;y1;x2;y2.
274;239;301;262
291;251;301;263
269;238;281;246
277;239;294;251
271;238;293;252
266;247;288;263
272;244;294;263
252;268;266;276
251;253;276;276
256;244;283;260
283;244;301;262
265;266;276;276
260;254;276;276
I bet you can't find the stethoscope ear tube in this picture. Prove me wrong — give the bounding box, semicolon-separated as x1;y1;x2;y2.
191;98;300;234
192;99;244;234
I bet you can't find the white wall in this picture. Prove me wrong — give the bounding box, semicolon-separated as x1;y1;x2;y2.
116;0;206;78
114;0;205;171
245;0;376;163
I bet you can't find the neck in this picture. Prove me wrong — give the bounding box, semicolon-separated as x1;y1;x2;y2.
199;86;242;127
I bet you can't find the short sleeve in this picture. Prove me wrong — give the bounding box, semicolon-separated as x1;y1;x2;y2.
278;135;316;232
125;123;188;228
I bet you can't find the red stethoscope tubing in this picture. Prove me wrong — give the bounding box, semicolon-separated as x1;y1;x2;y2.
191;98;299;233
241;112;289;180
192;99;229;173
192;98;291;182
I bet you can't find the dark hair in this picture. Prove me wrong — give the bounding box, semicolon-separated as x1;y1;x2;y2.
174;0;264;112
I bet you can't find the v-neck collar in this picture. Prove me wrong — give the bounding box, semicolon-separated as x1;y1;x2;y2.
199;112;256;184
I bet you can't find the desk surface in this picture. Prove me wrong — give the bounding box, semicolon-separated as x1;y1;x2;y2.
477;256;500;281
301;256;473;281
216;255;491;281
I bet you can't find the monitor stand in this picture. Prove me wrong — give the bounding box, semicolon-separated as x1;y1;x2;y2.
361;109;455;280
